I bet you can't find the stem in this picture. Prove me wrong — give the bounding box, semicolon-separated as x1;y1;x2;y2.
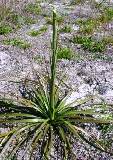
50;9;57;120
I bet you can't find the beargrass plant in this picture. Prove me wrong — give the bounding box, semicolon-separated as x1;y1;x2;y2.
0;10;113;160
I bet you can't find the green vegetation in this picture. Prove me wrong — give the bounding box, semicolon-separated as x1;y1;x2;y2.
76;18;97;34
0;24;12;35
0;4;38;34
70;0;85;5
24;17;37;25
57;47;74;59
76;7;113;35
24;3;41;15
59;25;72;33
72;36;106;53
92;53;112;61
0;5;11;21
28;26;47;37
99;7;113;24
102;36;113;45
3;38;31;49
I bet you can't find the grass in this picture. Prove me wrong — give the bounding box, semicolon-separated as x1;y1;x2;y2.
75;6;113;35
0;4;38;34
98;7;113;24
59;25;72;33
0;5;11;21
24;3;41;15
0;24;12;35
3;38;31;49
102;36;113;45
92;53;112;61
76;18;97;34
28;26;47;37
57;47;74;60
24;17;37;25
70;0;85;5
72;36;106;53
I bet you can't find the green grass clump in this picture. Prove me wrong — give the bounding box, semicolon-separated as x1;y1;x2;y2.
3;38;31;49
7;13;24;26
57;47;74;60
102;36;113;45
75;7;113;35
59;25;72;33
73;36;106;53
70;0;85;5
28;26;47;36
98;7;113;24
0;5;11;21
80;19;97;34
24;3;41;15
0;25;12;35
24;17;37;25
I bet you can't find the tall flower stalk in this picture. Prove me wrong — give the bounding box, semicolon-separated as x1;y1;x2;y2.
50;9;58;120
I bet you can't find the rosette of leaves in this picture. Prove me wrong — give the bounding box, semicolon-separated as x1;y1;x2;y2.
0;10;113;160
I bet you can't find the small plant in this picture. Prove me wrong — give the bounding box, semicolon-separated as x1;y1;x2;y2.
24;17;37;25
98;7;113;24
24;3;41;15
102;36;113;45
72;36;106;53
0;10;113;160
79;18;97;34
0;24;12;35
28;26;47;37
59;25;72;33
75;6;113;35
3;38;31;49
92;53;112;61
70;0;85;5
57;47;74;60
0;5;11;21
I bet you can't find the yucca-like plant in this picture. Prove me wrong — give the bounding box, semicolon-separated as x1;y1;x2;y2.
0;10;113;160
